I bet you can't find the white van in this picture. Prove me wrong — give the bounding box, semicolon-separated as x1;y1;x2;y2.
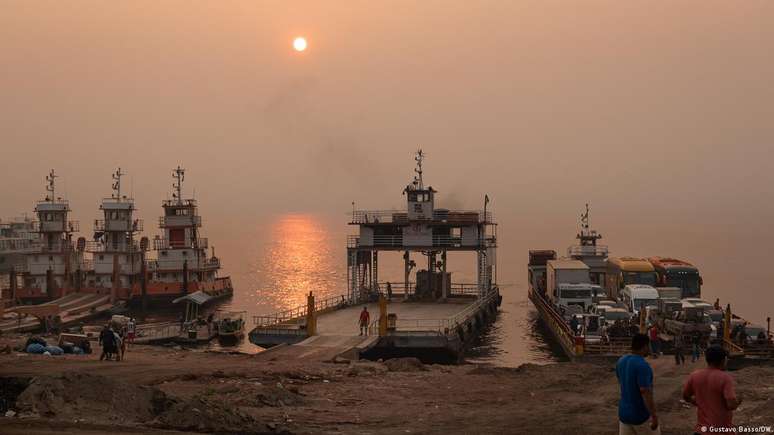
621;284;660;314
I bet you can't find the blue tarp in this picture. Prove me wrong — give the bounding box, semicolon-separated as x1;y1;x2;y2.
26;343;45;354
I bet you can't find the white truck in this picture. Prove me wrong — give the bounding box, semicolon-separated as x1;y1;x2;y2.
547;259;592;310
621;284;660;315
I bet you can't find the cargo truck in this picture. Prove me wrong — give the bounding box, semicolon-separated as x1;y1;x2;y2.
547;259;592;309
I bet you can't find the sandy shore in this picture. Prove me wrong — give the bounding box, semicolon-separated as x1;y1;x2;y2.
0;336;772;435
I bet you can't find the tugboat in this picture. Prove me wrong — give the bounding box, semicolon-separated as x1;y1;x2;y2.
0;216;39;274
85;168;146;304
3;170;87;304
142;166;233;305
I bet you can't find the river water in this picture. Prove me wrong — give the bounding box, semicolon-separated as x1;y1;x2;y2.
154;211;773;366
205;213;558;366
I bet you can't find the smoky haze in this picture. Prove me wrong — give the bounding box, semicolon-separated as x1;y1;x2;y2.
1;1;773;323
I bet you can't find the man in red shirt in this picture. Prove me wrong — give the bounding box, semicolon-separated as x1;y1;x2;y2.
682;345;742;434
359;306;370;336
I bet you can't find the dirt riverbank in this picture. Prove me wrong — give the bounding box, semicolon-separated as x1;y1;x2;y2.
0;336;772;434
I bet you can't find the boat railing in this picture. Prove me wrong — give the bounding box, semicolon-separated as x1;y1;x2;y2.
722;337;746;356
447;289;499;328
94;219;144;232
374;282;478;297
583;337;632;354
0;238;39;253
33;220;80;233
390;318;450;335
348;235;496;249
529;287;578;353
567;245;609;257
152;237;208;250
162;199;197;207
349;209;494;225
383;287;498;336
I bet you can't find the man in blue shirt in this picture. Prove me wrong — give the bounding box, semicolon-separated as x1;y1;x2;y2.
616;333;660;434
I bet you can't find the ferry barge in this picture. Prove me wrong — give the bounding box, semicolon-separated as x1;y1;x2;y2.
528;205;773;362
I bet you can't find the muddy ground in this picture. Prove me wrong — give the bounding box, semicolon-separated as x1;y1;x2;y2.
0;335;772;434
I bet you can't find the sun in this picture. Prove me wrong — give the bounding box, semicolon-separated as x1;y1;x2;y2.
293;37;307;52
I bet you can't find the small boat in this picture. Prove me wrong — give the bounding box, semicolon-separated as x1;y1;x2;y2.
215;310;245;343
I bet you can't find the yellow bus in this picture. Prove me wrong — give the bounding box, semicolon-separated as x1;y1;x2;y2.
605;257;658;300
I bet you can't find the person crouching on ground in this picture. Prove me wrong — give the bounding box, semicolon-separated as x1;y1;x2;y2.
616;333;660;434
682;345;741;434
359;306;370;336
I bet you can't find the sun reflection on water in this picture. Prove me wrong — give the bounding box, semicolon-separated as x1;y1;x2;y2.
252;214;345;312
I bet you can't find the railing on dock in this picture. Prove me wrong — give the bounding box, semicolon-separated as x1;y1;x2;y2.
135;322;181;343
386;288;501;336
252;293;350;328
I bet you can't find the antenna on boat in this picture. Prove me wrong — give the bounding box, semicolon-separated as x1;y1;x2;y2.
172;166;185;204
577;203;602;246
45;169;57;202
112;167;124;200
413;149;425;190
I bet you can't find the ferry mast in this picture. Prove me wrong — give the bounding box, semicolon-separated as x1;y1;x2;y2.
347;150;497;302
568;203;608;286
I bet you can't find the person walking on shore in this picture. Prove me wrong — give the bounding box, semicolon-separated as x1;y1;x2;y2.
648;324;661;358
674;334;686;366
99;324;116;361
126;317;136;344
682;346;741;434
359;306;370;336
616;333;660;434
691;332;702;362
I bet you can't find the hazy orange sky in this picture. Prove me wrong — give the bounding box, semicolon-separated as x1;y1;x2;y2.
1;1;773;322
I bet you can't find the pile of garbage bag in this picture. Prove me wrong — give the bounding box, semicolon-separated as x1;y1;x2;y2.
24;336;87;355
